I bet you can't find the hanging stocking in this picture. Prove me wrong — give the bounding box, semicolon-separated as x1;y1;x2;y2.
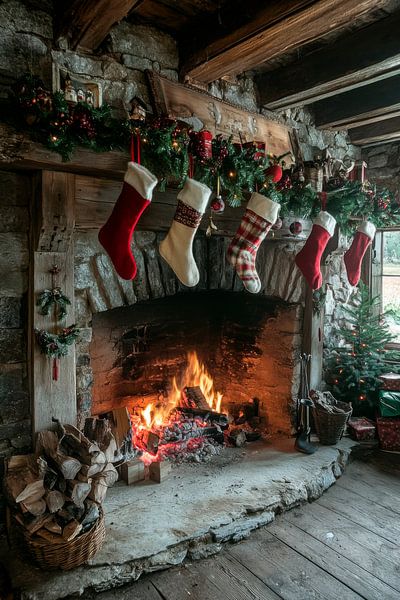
344;221;376;286
295;211;336;290
227;193;280;294
98;161;158;280
159;178;211;287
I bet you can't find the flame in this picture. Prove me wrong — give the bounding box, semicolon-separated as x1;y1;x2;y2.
138;351;223;430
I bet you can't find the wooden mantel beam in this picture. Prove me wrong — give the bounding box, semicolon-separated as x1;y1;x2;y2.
312;75;400;130
181;0;389;83
257;13;400;110
56;0;142;51
349;116;400;146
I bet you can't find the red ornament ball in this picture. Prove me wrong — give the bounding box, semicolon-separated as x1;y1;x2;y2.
211;196;225;213
264;164;283;183
289;221;303;235
272;217;283;230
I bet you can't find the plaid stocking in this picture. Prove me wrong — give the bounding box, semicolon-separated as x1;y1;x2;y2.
227;193;280;293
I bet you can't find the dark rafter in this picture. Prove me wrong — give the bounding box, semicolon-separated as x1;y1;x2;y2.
349;116;400;146
257;12;400;110
56;0;143;51
180;0;389;83
312;75;400;130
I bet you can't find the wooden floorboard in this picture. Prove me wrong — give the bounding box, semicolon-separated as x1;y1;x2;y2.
228;529;362;600
86;453;400;600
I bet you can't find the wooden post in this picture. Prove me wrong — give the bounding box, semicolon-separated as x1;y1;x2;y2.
30;171;77;433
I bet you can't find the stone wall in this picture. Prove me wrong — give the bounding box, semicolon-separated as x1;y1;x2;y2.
0;170;31;525
362;142;400;192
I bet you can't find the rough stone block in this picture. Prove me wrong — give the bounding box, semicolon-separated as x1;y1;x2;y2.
0;329;24;363
102;59;127;81
0;31;50;80
0;1;52;38
109;22;178;69
122;55;153;72
76;366;94;391
0;172;29;207
51;50;103;77
0;418;31;441
0;297;22;328
0;207;29;233
0;391;29;424
0;363;27;395
94;254;124;309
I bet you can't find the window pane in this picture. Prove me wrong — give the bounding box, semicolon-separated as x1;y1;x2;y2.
382;275;400;343
383;231;400;275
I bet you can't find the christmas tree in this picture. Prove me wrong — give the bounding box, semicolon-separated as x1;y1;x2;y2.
326;282;400;413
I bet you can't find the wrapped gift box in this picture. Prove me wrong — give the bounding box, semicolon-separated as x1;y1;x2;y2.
380;372;400;391
379;390;400;417
347;417;376;441
376;417;400;451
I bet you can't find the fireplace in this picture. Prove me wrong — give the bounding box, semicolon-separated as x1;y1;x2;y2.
90;290;301;462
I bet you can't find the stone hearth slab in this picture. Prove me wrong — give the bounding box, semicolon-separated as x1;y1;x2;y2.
1;438;354;599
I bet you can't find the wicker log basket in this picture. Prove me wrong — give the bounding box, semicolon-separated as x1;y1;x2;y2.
311;391;352;445
10;506;106;571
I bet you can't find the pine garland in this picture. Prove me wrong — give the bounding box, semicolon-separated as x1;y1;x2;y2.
10;74;400;232
35;325;80;358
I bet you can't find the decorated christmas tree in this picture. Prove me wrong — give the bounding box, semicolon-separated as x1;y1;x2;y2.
326;282;400;413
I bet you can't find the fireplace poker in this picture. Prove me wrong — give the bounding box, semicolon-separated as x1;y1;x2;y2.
295;353;317;454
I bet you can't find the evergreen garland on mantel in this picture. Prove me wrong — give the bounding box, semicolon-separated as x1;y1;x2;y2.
10;74;400;233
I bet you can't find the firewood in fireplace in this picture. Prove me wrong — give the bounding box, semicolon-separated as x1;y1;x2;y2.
149;460;172;483
229;428;247;447
174;406;229;429
119;458;145;485
138;430;160;455
181;386;209;410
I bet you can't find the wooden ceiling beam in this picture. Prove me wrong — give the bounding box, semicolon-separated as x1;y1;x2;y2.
180;0;389;84
257;13;400;110
57;0;143;51
312;75;400;130
349;116;400;146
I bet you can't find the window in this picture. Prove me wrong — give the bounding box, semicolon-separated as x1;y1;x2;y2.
379;230;400;344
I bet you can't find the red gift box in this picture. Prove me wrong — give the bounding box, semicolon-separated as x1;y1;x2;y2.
376;417;400;451
347;417;376;441
380;373;400;391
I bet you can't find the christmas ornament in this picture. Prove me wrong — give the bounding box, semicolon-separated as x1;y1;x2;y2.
227;193;280;294
344;221;376;287
211;195;225;213
99;162;158;280
35;326;80;358
189;130;213;162
295;211;336;290
159;178;211;287
264;164;283;183
289;221;303;235
71;104;96;139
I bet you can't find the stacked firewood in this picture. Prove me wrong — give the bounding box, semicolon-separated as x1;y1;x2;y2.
4;419;120;543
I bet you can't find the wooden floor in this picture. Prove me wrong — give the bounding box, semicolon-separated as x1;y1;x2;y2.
89;451;400;599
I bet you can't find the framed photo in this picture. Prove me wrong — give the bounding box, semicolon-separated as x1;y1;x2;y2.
52;65;102;108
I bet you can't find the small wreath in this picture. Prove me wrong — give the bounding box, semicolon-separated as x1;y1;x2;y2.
35;325;80;358
36;287;71;320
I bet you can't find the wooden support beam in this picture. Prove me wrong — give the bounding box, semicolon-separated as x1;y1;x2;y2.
258;13;400;110
312;75;400;129
30;171;77;433
181;0;388;83
349;116;400;146
56;0;142;51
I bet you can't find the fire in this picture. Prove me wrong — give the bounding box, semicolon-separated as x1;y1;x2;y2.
138;351;223;431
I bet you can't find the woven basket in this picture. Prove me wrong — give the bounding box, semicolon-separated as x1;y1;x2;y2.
312;400;352;445
14;507;106;571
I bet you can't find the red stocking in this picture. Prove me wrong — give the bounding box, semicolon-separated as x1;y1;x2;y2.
344;221;376;286
98;162;157;280
295;211;336;290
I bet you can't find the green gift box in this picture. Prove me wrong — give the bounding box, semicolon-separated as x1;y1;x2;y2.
379;390;400;417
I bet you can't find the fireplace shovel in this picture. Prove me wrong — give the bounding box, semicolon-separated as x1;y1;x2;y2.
295;354;318;455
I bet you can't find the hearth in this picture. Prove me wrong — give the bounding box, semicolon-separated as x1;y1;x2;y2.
90;290;302;463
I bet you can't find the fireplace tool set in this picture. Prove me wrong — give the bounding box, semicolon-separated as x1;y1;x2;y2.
295;353;317;454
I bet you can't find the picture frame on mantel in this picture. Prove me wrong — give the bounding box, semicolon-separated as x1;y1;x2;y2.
52;64;102;108
146;71;295;163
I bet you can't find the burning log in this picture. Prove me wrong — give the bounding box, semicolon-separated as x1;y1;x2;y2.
174;406;229;429
181;386;209;410
137;430;160;455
